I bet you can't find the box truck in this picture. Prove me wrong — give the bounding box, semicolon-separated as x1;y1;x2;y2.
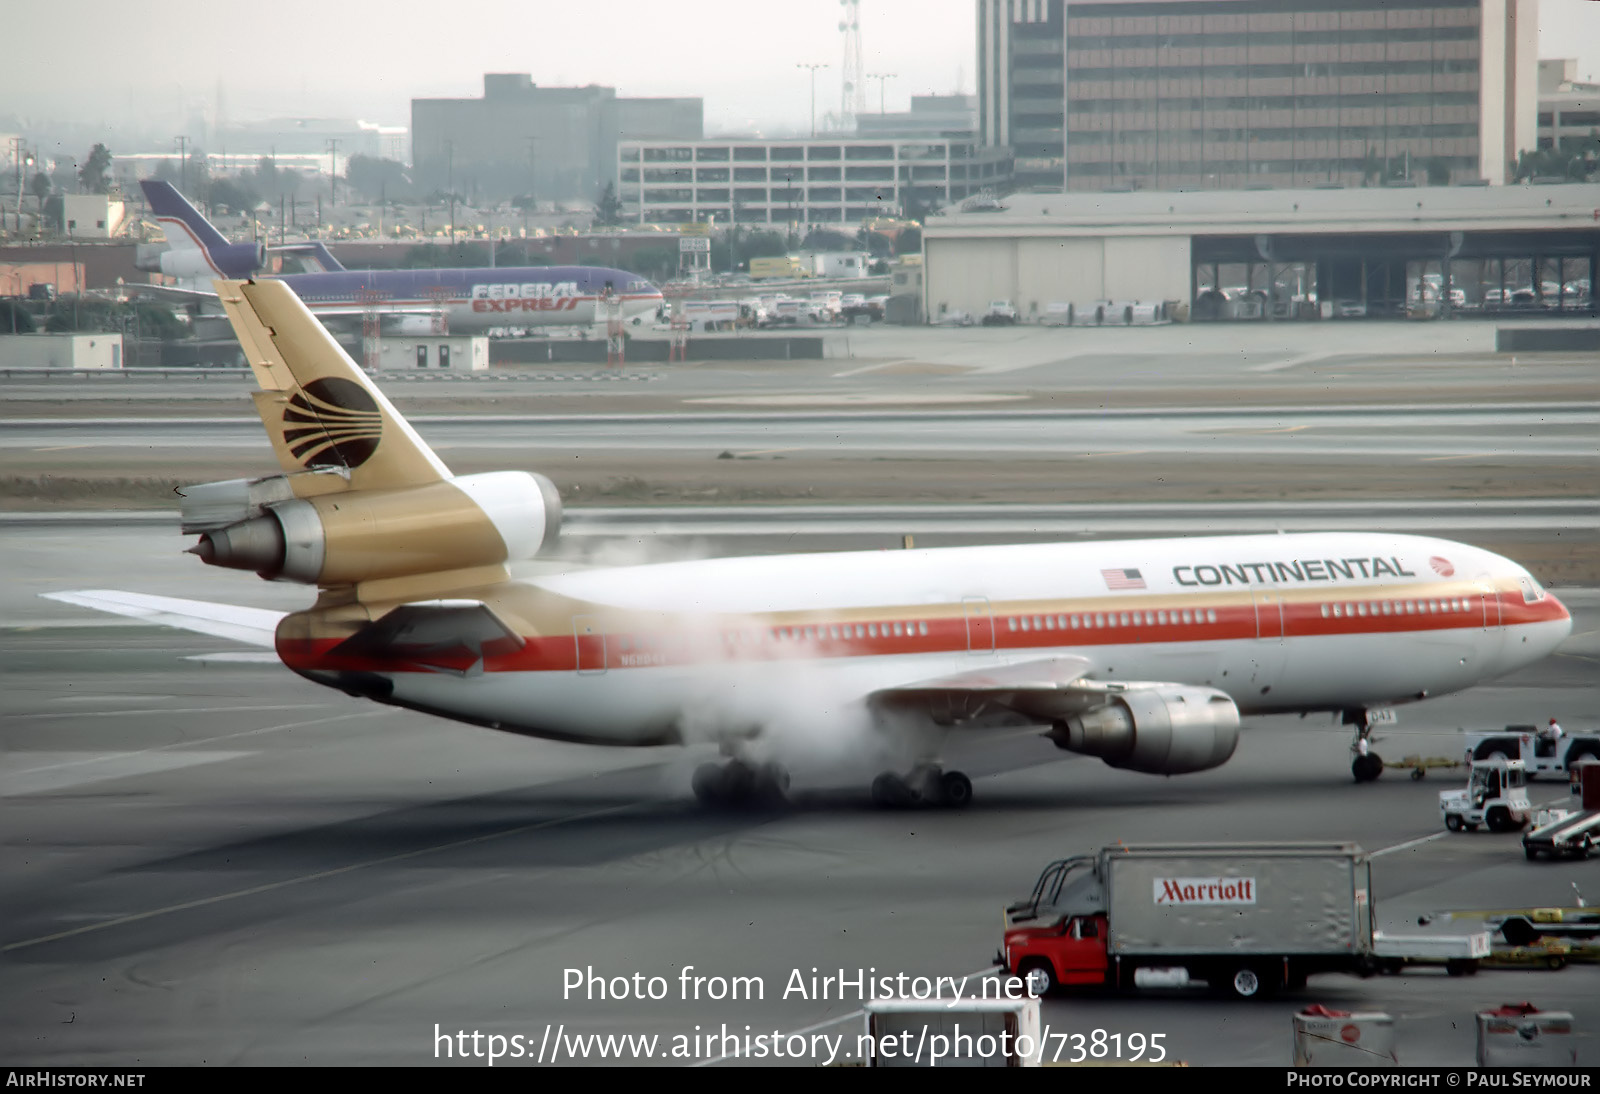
1000;842;1426;999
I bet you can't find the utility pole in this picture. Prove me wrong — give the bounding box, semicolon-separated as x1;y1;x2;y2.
797;63;828;138
11;138;33;236
176;135;188;192
867;73;897;114
445;140;456;247
326;138;339;214
525;135;538;212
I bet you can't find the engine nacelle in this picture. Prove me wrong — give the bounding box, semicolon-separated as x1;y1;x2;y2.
155;241;266;280
383;314;445;336
187;470;562;585
1048;686;1240;775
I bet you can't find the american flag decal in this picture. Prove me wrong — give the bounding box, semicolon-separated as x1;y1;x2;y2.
1101;567;1146;590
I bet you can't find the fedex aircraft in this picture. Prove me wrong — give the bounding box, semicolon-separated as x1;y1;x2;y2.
136;180;663;335
47;280;1572;808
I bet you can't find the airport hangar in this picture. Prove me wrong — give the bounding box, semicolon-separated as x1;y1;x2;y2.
920;182;1600;322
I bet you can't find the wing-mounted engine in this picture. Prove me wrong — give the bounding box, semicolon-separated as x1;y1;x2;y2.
1046;685;1240;775
179;469;562;586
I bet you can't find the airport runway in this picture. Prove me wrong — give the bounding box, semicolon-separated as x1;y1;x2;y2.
3;528;1598;1067
6;403;1597;461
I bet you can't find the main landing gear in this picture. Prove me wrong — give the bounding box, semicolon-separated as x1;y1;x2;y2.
692;759;789;808
870;764;974;810
1347;709;1384;783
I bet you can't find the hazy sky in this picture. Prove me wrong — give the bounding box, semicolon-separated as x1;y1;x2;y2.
4;0;1597;141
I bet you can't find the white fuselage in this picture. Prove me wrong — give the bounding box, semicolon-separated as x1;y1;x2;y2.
301;532;1570;748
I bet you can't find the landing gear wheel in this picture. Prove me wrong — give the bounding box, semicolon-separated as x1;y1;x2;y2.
1018;959;1059;997
692;762;726;805
693;759;786;808
1352;753;1383;782
871;772;916;808
752;762;790;806
939;770;974;809
1230;966;1263;999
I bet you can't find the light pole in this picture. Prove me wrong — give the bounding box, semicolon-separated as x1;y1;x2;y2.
797;63;828;138
176;135;188;193
867;73;897;114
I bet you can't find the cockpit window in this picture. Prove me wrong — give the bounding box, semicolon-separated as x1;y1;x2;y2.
1519;576;1545;604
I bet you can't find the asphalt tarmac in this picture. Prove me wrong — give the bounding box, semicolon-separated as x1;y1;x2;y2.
2;527;1597;1067
3;320;1597;1067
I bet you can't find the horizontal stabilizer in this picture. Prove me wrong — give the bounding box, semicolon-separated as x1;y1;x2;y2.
41;590;284;648
328;600;525;674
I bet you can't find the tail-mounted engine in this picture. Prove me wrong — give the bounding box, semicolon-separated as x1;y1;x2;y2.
179;469;562;585
1047;686;1240;775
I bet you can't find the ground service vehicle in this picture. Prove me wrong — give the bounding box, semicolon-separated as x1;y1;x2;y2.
1439;759;1531;832
1523;811;1600;860
1371;930;1488;975
982;300;1019;325
749;256;807;280
1523;761;1600;860
1001;843;1384;999
1464;725;1600;779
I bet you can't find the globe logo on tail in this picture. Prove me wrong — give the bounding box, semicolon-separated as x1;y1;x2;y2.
282;377;382;469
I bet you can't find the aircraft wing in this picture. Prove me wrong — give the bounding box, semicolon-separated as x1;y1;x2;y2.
41;590;285;648
298;304;436;318
38;592;520;674
869;655;1121;723
124;282;224;308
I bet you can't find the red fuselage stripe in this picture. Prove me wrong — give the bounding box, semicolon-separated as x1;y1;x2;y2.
275;586;1568;675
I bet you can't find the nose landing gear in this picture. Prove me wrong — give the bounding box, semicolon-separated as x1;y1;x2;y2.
1346;709;1386;783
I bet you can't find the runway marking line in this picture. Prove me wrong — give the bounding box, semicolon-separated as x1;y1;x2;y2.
10;702;326;723
3;710;380;777
0;801;642;954
831;358;916;378
32;445;91;452
732;447;805;457
1076;449;1152;459
1419;453;1490;462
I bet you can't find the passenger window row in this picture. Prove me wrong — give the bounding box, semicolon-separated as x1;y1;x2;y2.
1007;609;1219;632
1321;598;1470;618
715;620;932;647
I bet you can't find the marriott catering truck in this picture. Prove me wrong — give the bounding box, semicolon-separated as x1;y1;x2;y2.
1000;843;1478;999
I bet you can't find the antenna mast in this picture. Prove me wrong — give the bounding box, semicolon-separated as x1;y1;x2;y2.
839;0;864;134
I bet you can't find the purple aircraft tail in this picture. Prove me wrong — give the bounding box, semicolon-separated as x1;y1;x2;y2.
138;179;265;279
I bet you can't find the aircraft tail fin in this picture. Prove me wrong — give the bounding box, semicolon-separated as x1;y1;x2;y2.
216;278;451;491
139;179;265;278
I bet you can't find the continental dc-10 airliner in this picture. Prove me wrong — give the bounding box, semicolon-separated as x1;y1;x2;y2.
46;280;1572;807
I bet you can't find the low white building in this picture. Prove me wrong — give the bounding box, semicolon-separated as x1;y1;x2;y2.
362;335;488;371
922;184;1600;324
61;195;126;240
0;333;123;369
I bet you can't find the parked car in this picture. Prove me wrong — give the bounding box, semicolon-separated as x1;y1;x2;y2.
1334;299;1367;318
